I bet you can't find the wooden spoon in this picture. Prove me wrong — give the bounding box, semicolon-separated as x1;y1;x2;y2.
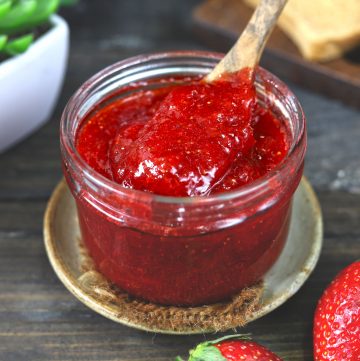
205;0;288;82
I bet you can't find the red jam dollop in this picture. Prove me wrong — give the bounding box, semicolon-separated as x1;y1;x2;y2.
77;72;288;196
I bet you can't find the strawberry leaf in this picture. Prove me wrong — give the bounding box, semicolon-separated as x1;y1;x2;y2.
182;334;252;361
188;344;226;361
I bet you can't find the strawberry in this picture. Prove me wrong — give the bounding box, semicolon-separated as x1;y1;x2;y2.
176;335;283;361
314;260;360;360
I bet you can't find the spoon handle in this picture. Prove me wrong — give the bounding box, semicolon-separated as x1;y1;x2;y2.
206;0;288;82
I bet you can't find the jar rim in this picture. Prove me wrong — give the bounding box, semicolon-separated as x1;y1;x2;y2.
60;50;306;205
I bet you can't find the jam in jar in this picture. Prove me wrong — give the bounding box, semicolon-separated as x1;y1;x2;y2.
60;51;306;306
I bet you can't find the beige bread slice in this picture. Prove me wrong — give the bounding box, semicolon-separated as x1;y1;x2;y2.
243;0;360;61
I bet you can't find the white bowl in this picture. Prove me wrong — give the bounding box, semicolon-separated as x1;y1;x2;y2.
0;15;69;153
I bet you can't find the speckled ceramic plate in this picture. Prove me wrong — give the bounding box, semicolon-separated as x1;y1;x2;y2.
44;177;322;334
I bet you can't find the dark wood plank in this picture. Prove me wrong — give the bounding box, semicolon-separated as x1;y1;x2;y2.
0;0;359;360
192;0;360;108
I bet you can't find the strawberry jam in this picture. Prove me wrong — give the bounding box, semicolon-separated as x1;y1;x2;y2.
77;72;288;196
61;53;306;306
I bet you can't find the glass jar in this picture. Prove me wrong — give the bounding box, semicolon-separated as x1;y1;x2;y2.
60;51;306;306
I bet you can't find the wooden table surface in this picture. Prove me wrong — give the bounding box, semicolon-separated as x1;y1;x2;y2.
0;1;359;360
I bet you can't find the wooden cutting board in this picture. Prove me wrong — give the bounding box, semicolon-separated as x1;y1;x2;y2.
193;0;360;108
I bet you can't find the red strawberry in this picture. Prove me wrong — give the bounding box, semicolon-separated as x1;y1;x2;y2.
176;335;283;361
314;260;360;360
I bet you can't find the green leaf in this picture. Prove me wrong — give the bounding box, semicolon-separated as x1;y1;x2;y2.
0;0;37;33
22;0;60;29
0;0;12;19
188;344;226;361
3;33;33;55
187;335;252;361
0;34;7;50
